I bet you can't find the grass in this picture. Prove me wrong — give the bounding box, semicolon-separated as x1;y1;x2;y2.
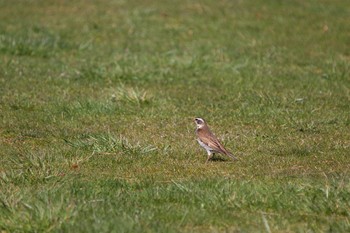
0;0;349;232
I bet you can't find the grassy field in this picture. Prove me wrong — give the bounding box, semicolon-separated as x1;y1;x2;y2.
0;0;349;232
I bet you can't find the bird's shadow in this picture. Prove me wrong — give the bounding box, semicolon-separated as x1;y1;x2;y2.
209;156;228;162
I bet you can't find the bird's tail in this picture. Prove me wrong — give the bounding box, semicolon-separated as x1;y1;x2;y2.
226;152;238;161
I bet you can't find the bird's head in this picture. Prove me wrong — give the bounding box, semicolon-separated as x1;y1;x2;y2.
194;117;206;129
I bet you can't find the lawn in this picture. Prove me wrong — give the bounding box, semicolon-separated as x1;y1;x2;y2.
0;0;349;232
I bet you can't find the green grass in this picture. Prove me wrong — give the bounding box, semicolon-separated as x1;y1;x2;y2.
1;0;350;232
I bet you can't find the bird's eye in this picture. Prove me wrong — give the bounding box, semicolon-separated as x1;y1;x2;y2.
195;119;203;124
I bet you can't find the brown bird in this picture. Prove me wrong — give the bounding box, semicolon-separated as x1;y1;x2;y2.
194;117;237;163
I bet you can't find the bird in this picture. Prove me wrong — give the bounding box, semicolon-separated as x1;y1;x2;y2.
194;117;238;163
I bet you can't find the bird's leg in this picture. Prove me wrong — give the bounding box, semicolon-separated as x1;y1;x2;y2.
206;151;213;163
206;155;211;163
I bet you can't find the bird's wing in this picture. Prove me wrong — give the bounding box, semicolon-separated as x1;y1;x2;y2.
199;131;229;154
198;131;238;160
